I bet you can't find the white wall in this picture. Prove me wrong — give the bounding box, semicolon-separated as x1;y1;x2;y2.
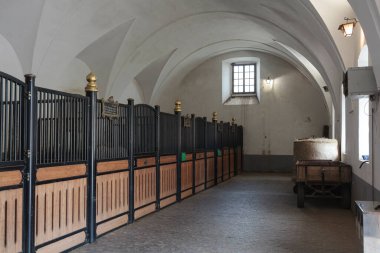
157;51;330;156
343;41;380;198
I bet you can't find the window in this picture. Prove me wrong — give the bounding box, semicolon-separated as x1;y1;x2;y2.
358;97;370;160
232;63;256;94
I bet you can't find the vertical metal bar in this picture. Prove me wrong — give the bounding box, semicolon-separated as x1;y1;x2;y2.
9;80;14;161
175;109;181;202
86;85;97;243
203;117;207;189
4;79;8;161
191;114;196;194
128;99;135;223
22;74;36;253
155;105;160;209
214;120;218;186
0;77;3;161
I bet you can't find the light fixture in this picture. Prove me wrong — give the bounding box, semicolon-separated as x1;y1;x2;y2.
265;76;273;89
338;17;358;37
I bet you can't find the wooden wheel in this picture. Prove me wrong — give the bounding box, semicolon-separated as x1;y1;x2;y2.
297;183;305;208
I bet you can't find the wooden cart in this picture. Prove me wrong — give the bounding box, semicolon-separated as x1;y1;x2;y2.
295;160;352;208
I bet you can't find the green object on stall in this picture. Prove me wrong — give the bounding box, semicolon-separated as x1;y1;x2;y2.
217;149;222;157
181;152;187;161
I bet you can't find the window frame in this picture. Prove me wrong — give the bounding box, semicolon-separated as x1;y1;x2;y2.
231;63;257;96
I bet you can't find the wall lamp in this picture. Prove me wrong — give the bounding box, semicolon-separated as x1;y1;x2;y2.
265;76;273;89
338;17;358;37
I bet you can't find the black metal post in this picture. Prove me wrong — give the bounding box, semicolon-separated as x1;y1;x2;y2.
128;98;135;222
203;117;207;189
221;121;224;182
155;105;160;209
85;74;98;243
233;123;237;176
213;119;218;186
228;124;231;179
175;101;182;202
23;74;36;253
191;114;196;194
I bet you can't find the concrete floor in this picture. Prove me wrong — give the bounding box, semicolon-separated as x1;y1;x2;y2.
73;173;361;253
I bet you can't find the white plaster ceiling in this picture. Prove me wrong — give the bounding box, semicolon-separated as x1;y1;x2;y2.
0;0;369;112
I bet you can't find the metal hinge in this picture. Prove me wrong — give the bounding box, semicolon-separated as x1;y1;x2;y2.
24;172;30;182
24;91;31;100
24;149;31;158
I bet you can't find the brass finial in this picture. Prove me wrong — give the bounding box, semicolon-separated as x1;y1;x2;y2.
212;112;218;122
174;99;182;113
232;117;236;124
85;72;98;92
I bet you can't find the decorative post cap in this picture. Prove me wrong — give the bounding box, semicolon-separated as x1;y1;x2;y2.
174;99;182;113
232;117;236;124
85;72;98;92
212;112;218;122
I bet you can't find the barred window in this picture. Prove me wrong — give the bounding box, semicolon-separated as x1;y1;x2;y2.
232;63;256;94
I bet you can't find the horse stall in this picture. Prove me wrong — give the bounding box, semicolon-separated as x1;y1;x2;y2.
0;71;244;253
194;117;206;193
206;121;216;188
95;100;130;236
159;112;178;208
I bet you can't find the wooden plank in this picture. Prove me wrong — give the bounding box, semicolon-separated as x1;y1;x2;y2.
134;203;156;220
0;170;22;187
195;184;205;193
196;152;205;159
96;214;129;236
36;231;86;253
134;167;156;209
181;161;193;191
0;188;23;253
160;155;177;164
160;164;177;199
97;160;129;173
160;195;176;208
206;181;215;188
136;157;156;168
181;189;192;199
35;178;87;246
37;164;86;182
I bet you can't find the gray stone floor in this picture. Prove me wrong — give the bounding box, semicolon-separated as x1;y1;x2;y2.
73;173;361;253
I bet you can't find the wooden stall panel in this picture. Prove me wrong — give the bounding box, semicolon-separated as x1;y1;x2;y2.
237;147;242;173
230;148;235;177
217;156;222;182
35;178;87;247
134;167;156;209
160;155;177;164
223;153;229;180
0;188;23;253
195;159;205;187
96;171;129;223
0;170;22;188
206;157;215;187
160;164;177;199
37;164;86;182
97;160;129;174
196;152;205;159
181;161;193;192
136;157;156;168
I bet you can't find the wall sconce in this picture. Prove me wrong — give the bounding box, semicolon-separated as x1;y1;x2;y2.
338;17;358;37
265;76;273;89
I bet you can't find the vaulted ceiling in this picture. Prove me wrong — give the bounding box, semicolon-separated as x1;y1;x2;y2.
0;0;370;113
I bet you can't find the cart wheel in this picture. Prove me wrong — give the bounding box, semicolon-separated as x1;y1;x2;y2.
293;184;298;194
341;184;351;209
297;183;305;208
